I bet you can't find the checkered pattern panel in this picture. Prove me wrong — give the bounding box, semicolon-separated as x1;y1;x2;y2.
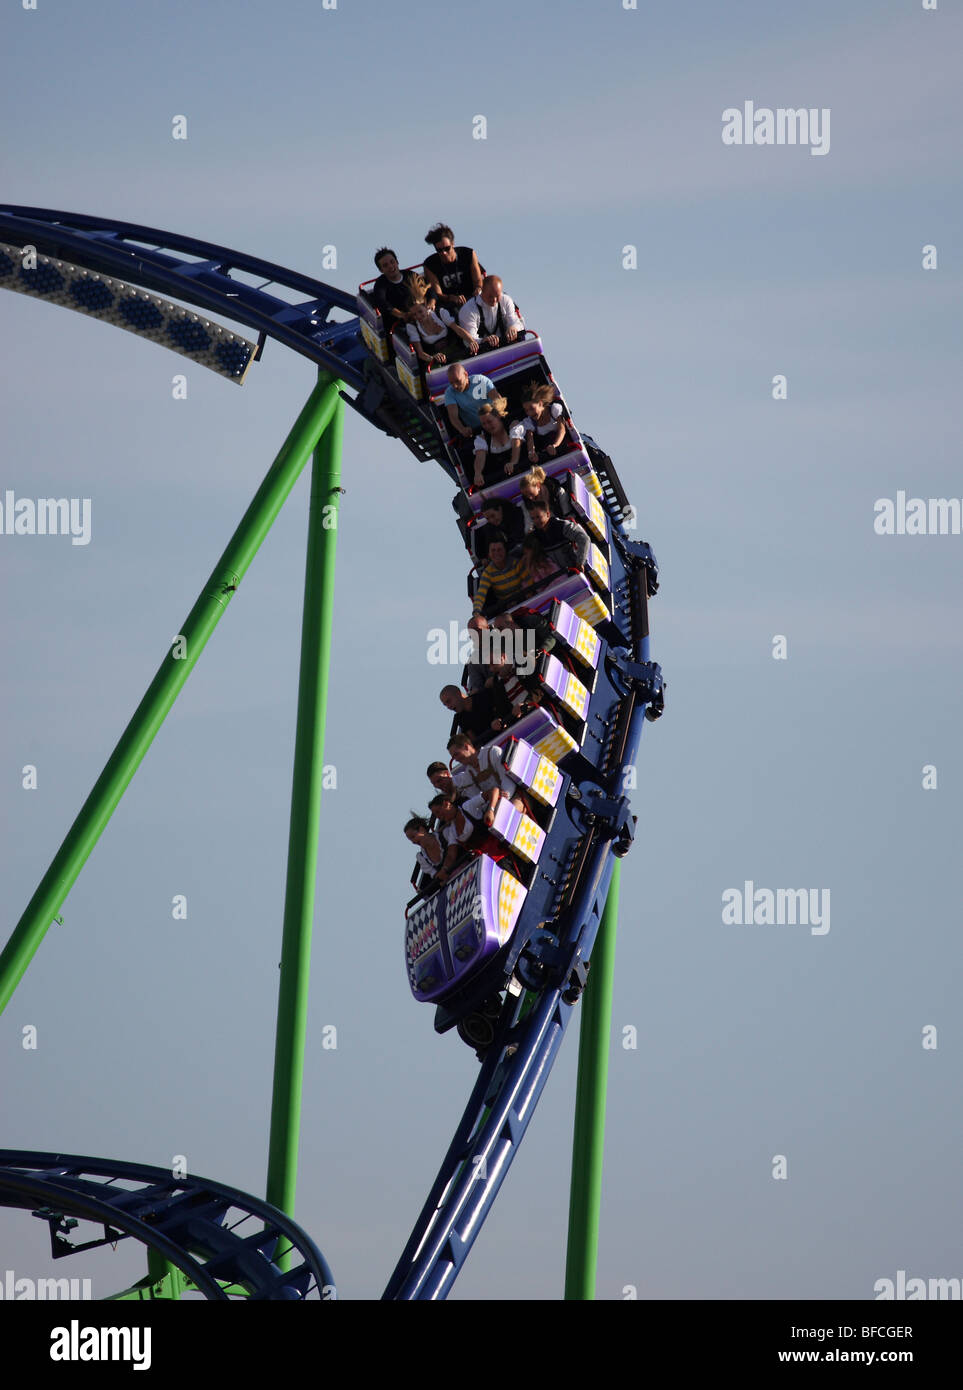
541;654;590;722
586;543;611;593
445;862;479;930
492;800;544;864
533;723;579;762
563;669;590;719
530;753;562;805
506;707;557;749
570;472;610;545
505;738;562;807
0;242;257;382
549;600;601;668
405;900;442;992
572;613;601;666
570;587;611;626
496;866;526;943
582;467;604;498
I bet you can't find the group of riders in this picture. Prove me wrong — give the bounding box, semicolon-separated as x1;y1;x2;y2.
380;227;593;899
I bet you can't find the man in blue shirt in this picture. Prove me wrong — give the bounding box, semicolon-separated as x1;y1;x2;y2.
444;363;497;439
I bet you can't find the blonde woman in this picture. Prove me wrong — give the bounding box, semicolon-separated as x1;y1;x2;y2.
404;278;475;366
521;382;567;462
472;395;526;489
518;465;563;520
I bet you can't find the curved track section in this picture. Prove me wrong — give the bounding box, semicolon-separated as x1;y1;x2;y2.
0;1151;334;1300
0;209;662;1299
0;205;447;466
385;480;659;1299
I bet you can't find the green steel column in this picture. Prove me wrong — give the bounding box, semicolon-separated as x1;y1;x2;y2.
265;376;344;1226
564;860;621;1300
0;375;343;1016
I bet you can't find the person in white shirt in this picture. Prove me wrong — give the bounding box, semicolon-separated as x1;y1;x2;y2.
472;397;526;489
446;733;527;821
404;280;476;366
521;383;567;461
458;275;524;351
429;794;490;882
404;815;445;890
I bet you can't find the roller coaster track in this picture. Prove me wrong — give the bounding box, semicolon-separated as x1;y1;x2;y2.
0;206;661;1299
0;205;448;467
0;1150;334;1299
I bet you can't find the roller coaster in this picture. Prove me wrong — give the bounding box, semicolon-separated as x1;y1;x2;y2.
0;206;663;1300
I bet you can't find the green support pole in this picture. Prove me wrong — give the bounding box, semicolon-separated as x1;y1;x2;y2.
265;375;344;1233
564;860;621;1300
0;375;343;1016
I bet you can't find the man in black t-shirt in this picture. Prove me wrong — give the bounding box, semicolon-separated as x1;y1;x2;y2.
422;224;484;308
369;247;417;339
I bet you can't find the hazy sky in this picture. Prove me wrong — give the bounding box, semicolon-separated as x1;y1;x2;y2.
1;0;961;1301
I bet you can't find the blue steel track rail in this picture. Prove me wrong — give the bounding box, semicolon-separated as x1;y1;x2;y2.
0;1150;334;1299
0;205;450;467
0;204;365;386
0;208;661;1299
383;559;657;1300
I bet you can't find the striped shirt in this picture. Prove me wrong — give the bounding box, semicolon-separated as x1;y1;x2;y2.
498;671;532;714
473;556;527;615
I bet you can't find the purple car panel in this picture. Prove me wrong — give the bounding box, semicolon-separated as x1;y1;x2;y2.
405;856;527;1002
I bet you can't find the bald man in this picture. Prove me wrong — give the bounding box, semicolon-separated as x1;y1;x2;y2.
458;276;524;351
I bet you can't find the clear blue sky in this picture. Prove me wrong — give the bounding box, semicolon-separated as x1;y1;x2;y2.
1;0;961;1300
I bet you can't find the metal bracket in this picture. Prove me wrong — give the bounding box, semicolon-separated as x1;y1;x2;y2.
562;958;590;1005
619;537;659;595
608;656;664;703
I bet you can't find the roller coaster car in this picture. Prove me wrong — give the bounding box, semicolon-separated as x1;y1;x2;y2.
405;685;633;1037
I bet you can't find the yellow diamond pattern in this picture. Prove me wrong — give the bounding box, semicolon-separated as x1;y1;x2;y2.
534;726;578;762
563;672;589;718
574;618;600;664
583;468;603;498
588;544;610;590
497;872;523;942
530;756;561;804
512;813;543;862
572;589;610;626
588;496;609;541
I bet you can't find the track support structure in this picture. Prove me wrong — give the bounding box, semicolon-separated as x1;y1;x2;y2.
564;861;621;1299
266;371;344;1239
0;374;342;1014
